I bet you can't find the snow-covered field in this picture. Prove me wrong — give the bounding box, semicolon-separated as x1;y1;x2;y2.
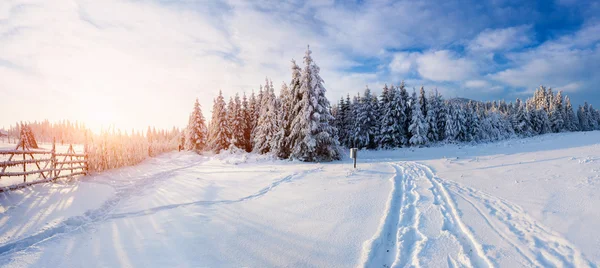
1;132;599;267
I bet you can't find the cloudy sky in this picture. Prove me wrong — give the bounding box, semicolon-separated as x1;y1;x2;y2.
1;0;599;132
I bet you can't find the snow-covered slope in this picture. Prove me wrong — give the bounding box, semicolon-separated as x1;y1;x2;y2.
1;132;600;267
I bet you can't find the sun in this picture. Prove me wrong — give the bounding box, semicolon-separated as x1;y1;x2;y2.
77;92;117;134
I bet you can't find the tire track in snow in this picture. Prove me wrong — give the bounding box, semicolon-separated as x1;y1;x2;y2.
360;162;492;268
418;163;494;268
359;163;436;268
390;164;426;268
359;164;406;268
444;179;596;268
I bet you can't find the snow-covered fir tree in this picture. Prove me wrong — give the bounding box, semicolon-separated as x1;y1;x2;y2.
208;90;230;153
353;87;379;149
288;46;340;162
271;82;289;158
409;90;429;146
398;81;411;146
564;96;578;131
185;98;208;151
419;86;428;119
241;93;252;152
444;103;459;142
253;80;279;154
379;84;405;148
426;89;442;142
227;94;244;149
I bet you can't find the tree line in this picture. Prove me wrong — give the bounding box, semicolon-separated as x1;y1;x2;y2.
332;85;596;149
184;51;599;160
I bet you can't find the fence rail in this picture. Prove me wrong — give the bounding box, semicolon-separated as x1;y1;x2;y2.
0;139;88;192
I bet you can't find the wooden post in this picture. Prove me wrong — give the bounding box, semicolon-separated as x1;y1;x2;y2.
22;139;26;182
52;138;56;179
84;132;88;175
350;148;358;169
69;144;73;177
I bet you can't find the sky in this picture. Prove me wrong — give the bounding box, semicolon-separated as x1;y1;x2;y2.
1;0;600;132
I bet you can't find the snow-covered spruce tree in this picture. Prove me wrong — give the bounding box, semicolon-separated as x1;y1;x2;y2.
564;96;578;131
349;93;361;147
444;103;459;142
549;101;564;133
354;87;379;149
467;102;481;142
370;90;381;148
272;82;289;158
256;85;264;119
550;91;565;132
227;94;244;149
247;91;258;151
426;90;441;142
208;90;230;153
331;97;346;146
288;46;340;162
419;86;428;119
398;81;411;146
434;90;447;141
377;84;391;148
379;84;405;149
278;60;303;158
588;104;599;130
516;102;533;136
577;105;587;131
185;98;208;151
409;90;429;146
253;80;279;154
241;93;252;152
455;105;469;142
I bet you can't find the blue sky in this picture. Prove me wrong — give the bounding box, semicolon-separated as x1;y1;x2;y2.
1;0;599;131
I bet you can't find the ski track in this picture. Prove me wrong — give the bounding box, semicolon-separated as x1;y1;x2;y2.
361;162;492;268
444;179;596;268
0;162;320;258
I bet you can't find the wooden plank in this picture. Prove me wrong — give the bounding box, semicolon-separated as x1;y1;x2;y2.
55;160;87;165
1;168;55;177
0;158;52;167
0;150;50;155
54;153;85;157
53;166;85;172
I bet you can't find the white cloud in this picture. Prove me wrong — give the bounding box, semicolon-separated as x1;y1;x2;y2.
415;50;476;82
468;25;533;52
557;82;582;93
389;52;418;75
464;80;490;88
489;23;600;93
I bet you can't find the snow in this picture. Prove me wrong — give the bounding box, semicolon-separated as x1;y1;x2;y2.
2;132;600;267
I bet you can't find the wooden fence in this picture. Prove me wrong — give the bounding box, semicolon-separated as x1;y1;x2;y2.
0;139;87;192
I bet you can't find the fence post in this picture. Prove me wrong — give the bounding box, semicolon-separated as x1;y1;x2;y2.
69;144;73;177
84;132;88;175
52;138;56;179
22;139;26;183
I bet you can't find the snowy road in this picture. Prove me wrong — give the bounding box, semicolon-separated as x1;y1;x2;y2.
2;132;600;267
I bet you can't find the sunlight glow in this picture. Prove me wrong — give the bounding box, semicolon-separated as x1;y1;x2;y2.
77;92;118;134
